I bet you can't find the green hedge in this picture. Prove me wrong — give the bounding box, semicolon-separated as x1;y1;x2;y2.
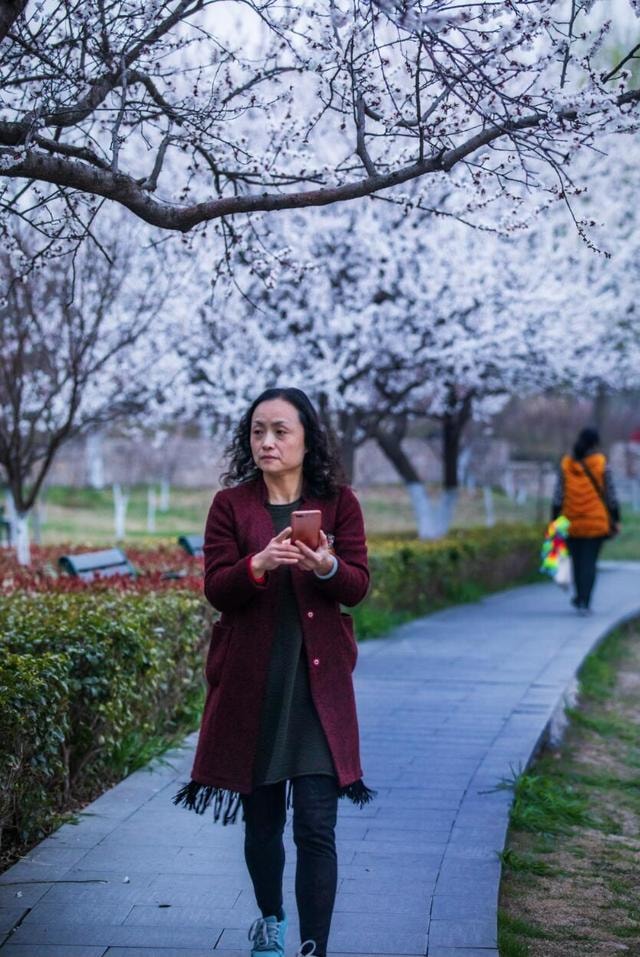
354;523;541;637
0;652;70;852
0;523;540;862
0;591;209;857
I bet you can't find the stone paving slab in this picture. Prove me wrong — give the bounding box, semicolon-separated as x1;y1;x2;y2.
0;947;108;957
1;561;638;957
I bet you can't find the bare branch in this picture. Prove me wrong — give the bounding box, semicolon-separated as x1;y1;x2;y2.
355;93;377;177
3;85;639;231
142;130;173;192
1;1;639;240
601;42;640;84
111;56;128;172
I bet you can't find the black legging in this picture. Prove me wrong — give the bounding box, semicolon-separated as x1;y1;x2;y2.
241;774;338;956
567;536;604;609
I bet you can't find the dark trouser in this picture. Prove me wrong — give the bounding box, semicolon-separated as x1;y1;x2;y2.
241;774;338;956
567;536;604;609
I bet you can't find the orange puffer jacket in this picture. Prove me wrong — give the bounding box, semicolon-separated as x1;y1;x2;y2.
561;453;609;538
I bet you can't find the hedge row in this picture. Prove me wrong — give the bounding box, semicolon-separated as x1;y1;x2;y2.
370;523;540;609
0;591;209;860
355;523;541;636
0;523;540;862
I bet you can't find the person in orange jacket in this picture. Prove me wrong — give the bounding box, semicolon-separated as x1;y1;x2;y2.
551;427;621;614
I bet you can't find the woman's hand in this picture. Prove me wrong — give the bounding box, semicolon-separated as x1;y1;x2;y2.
294;530;335;575
251;526;300;577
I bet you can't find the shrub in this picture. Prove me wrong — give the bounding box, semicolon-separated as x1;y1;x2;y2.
0;590;209;858
0;652;69;851
355;523;540;635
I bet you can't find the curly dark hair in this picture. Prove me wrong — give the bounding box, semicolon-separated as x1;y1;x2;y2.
221;387;346;499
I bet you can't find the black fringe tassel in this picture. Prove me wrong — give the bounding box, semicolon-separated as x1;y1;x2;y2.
337;779;377;808
172;781;243;825
173;777;376;823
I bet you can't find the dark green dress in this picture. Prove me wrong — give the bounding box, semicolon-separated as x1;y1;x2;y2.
252;499;335;787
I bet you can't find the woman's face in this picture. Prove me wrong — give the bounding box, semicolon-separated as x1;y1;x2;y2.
250;398;307;479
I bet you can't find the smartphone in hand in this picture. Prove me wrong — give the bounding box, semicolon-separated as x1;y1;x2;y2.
290;510;322;550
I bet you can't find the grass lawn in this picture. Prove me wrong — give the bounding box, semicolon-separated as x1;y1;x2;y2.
498;619;640;956
28;483;640;558
600;511;640;561
37;482;548;544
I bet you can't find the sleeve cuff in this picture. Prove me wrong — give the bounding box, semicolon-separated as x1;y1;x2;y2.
314;555;339;580
247;555;267;585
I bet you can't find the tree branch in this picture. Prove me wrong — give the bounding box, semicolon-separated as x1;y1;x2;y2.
602;42;640;84
9;0;209;132
141;130;173;192
32;133;111;170
355;93;377;177
1;88;639;231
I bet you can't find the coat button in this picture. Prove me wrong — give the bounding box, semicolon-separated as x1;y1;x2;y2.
313;658;320;666
307;610;314;619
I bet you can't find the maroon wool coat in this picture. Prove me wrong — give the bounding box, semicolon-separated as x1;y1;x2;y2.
190;475;370;794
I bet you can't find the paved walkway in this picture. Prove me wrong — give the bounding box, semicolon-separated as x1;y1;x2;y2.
2;561;640;957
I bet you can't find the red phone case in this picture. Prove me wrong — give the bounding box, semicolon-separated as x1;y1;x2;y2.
291;510;322;549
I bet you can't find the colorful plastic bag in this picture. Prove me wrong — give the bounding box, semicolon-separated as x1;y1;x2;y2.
540;515;571;589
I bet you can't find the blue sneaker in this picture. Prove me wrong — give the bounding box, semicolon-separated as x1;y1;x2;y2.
248;913;287;956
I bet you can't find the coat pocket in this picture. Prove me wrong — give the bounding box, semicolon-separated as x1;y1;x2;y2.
340;612;358;672
204;621;232;688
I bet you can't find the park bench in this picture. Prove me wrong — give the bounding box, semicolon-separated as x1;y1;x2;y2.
58;548;191;582
178;534;204;557
58;548;135;581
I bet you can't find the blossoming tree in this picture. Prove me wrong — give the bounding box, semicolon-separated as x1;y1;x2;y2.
185;133;640;536
0;219;190;562
0;0;639;248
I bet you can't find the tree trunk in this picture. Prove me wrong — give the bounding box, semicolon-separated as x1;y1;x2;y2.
4;489;16;544
374;425;440;539
85;431;105;489
483;486;495;527
442;413;461;489
405;482;439;539
14;510;31;565
437;488;459;537
441;391;473;490
458;445;472;487
4;490;33;557
338;425;357;484
147;486;156;533
159;477;171;511
502;467;515;501
332;408;361;484
113;483;129;540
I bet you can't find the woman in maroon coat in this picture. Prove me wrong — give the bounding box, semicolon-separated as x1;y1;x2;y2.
175;387;373;957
